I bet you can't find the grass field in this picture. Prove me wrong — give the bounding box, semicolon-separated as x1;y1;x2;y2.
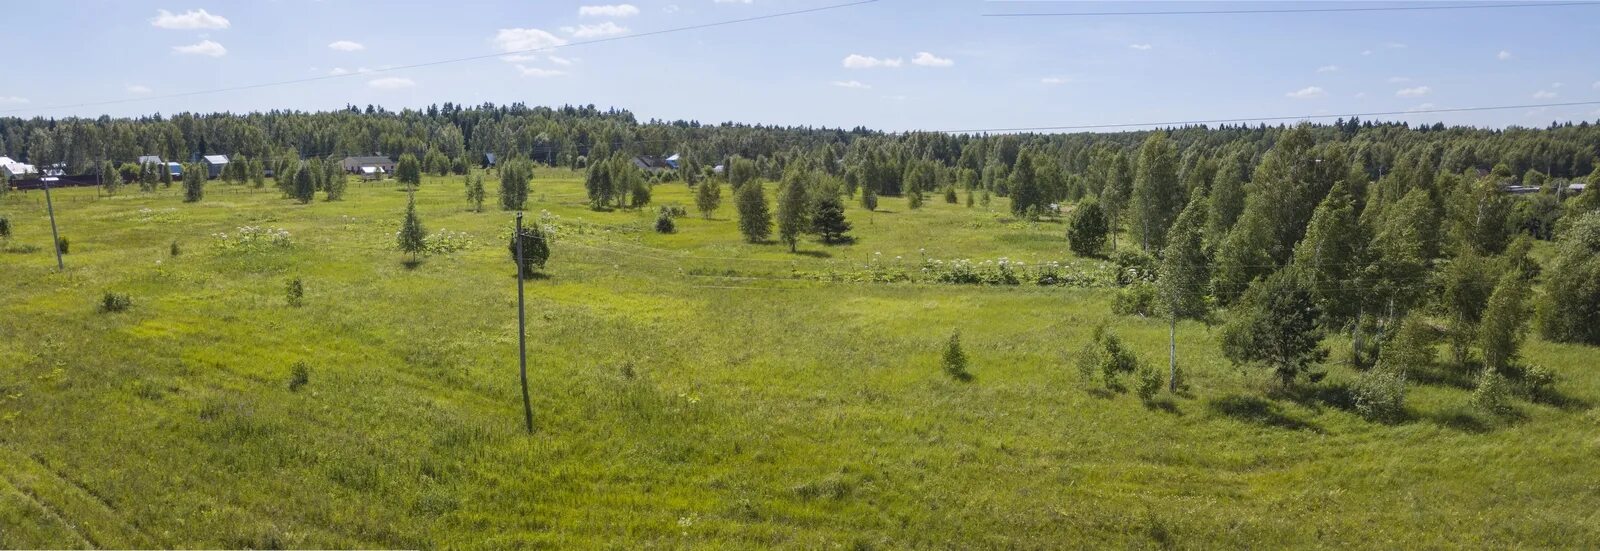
1;172;1597;548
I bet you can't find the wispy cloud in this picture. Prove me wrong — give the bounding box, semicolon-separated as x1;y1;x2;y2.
173;40;227;57
882;94;908;101
1533;90;1558;99
493;28;568;52
1286;86;1326;99
150;9;229;30
126;84;152;94
548;55;575;66
831;80;870;89
368;77;415;89
1497;50;1513;60
1407;102;1436;112
517;66;567;78
328;67;373;76
1395;85;1431;97
1041;77;1067;85
1316;65;1339;73
842;54;902;69
561;21;629;38
578;4;639;17
911;52;954;67
1128;43;1153;51
0;96;29;104
328;40;365;52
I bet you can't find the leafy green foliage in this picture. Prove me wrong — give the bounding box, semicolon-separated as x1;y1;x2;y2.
288;361;310;392
396;153;422;189
941;331;971;381
99;292;131;313
1076;327;1140;391
499;159;532;211
694;179;722;219
776;169;812;252
1538;211;1600;344
285;277;304;307
654;209;676;234
1131;132;1182;252
736;180;771;243
1353;366;1407;422
1067;198;1108;257
292;161;316;204
1221;270;1328;387
809;189;852;245
508;220;551;277
182;163;205;203
464;173;485;212
1478;272;1530;375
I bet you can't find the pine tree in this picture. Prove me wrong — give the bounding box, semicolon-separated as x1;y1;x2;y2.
776;169;812;252
1156;194;1210;391
941;330;972;381
100;161;121;196
1067;198;1109;257
181;162;205;203
736;180;771;243
292;162;316;204
1009;152;1040;217
695;178;722;219
1220;269;1328;387
397;192;427;261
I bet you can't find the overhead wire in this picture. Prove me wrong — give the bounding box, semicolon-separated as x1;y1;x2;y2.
983;1;1600;17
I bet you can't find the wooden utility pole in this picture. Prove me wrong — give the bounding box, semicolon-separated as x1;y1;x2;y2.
43;177;63;270
514;212;534;434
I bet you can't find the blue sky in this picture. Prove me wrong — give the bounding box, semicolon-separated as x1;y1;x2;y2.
2;1;1597;131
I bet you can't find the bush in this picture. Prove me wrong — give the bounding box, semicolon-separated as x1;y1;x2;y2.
1472;369;1512;414
169;240;181;257
1112;250;1157;286
1076;327;1139;391
509;222;551;277
423;229;474;255
655;209;676;234
285;277;304;307
941;331;971;381
0;215;10;239
1353;367;1407;422
1517;364;1556;398
1112;281;1157;317
100;292;131;313
288;361;310;392
56;236;70;255
1066;199;1108;257
1135;365;1163;402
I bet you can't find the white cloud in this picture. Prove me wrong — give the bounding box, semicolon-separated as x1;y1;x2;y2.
328;40;365;52
1551;82;1563;88
368;77;415;89
150;8;229;30
1385;42;1407;49
548;55;574;66
0;96;29;104
1387;76;1411;83
1041;77;1067;85
1408;102;1436;112
842;54;902;69
1285;86;1326;99
1497;50;1513;60
1395;85;1431;97
1129;43;1153;50
1361;50;1373;56
517;66;567;78
561;21;629;38
1533;90;1558;99
329;67;350;75
1316;65;1339;73
493;28;569;52
831;80;870;89
173;40;227;57
664;4;680;12
500;53;542;63
579;4;639;17
911;51;953;67
126;84;152;94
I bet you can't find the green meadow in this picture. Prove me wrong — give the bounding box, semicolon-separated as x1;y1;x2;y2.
1;173;1597;548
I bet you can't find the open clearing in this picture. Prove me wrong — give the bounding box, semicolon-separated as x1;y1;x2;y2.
1;173;1597;548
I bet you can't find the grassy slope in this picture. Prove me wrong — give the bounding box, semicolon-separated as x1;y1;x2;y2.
0;174;1596;549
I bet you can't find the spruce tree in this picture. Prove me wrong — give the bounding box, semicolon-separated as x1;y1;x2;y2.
100;161;121;196
397;192;427;261
1009;152;1040;217
695;178;722;219
736;180;771;243
941;330;972;381
182;163;205;203
292;162;316;204
1220;269;1328;387
776;169;812;252
810;191;852;244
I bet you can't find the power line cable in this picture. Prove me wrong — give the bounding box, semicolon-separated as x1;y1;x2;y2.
0;0;879;115
983;1;1600;17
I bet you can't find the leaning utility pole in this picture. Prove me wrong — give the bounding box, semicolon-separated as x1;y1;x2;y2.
514;212;534;434
43;176;63;270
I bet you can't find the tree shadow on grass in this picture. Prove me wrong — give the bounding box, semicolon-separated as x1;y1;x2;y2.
1527;385;1592;411
401;258;424;270
792;250;833;259
1281;382;1357;414
1207;395;1323;433
1425;407;1494;434
1142;397;1182;415
514;271;551;281
1407;363;1477;390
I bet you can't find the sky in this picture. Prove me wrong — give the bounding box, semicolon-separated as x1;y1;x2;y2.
1;0;1598;132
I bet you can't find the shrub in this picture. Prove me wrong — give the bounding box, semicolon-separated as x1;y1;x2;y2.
424;229;474;255
288;361;310;391
943;186;958;204
1472;369;1512;414
655;209;676;234
56;236;70;255
285;277;304;307
169;240;181;257
1076;327;1139;391
1112;281;1157;317
1066;199;1108;257
1517;364;1556;399
100;292;131;313
1353;366;1407;422
1112;250;1157;286
213;226;292;252
941;331;971;381
0;215;10;239
1135;365;1163;402
509;222;551;277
